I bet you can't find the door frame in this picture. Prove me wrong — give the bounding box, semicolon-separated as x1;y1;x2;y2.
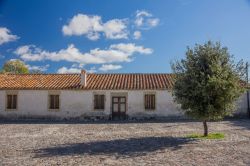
110;92;128;120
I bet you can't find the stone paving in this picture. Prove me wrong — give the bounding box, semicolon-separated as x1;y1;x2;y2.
0;119;250;166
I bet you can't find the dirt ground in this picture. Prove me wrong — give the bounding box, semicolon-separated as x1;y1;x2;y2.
0;119;250;166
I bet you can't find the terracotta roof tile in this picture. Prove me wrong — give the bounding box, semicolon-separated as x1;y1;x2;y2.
0;73;174;90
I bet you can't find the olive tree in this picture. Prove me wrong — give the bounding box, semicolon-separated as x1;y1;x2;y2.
172;41;245;136
2;59;29;74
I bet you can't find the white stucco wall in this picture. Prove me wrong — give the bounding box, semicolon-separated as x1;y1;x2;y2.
0;89;248;119
0;90;48;118
60;90;111;118
0;90;111;119
127;90;182;118
0;91;5;113
235;90;249;116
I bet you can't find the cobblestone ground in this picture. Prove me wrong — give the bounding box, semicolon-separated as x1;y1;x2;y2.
0;120;250;166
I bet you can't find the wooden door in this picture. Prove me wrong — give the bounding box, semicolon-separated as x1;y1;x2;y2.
112;97;126;120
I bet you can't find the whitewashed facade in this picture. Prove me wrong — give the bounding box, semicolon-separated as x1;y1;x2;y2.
0;89;248;120
0;71;249;120
0;90;182;119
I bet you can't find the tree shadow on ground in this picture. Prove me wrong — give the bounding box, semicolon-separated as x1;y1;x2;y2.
34;136;195;158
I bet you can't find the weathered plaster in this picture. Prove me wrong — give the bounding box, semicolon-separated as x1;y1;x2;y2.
0;90;248;119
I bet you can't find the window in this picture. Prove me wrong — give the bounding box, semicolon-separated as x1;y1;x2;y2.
49;95;60;110
6;94;17;110
94;94;105;110
144;94;155;110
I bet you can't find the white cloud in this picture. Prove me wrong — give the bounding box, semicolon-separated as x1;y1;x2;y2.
62;14;128;40
0;27;19;45
71;63;85;68
62;11;159;40
14;43;153;65
62;14;102;36
71;63;79;68
15;45;30;54
134;10;159;29
136;10;152;18
87;67;97;73
26;64;50;72
148;18;160;27
15;45;44;61
57;67;81;74
133;31;141;39
9;58;18;61
103;19;128;39
135;10;152;27
57;66;97;74
110;43;153;55
99;64;122;71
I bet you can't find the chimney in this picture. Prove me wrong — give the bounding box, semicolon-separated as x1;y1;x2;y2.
80;69;87;87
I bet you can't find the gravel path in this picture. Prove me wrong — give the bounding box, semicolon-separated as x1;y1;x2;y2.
0;120;250;166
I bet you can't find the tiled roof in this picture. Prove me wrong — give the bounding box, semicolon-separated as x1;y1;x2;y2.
0;74;80;90
0;73;174;90
86;73;174;90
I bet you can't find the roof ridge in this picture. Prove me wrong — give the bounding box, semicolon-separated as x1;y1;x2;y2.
88;73;173;75
0;73;80;75
0;73;173;75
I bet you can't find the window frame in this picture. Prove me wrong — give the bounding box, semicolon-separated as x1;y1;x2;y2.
48;91;60;111
5;91;18;111
93;92;105;111
144;92;156;111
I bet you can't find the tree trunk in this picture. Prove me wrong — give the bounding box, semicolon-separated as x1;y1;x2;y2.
203;120;208;136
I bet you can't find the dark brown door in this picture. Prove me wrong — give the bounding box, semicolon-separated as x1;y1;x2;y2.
112;97;126;120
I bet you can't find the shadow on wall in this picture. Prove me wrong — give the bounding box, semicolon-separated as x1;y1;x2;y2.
34;136;195;158
228;119;250;130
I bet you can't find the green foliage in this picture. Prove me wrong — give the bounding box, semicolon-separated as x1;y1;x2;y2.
187;133;224;139
2;60;29;74
172;41;245;121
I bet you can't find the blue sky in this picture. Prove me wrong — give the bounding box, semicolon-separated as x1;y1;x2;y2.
0;0;250;73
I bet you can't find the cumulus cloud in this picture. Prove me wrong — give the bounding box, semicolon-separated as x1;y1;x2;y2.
136;10;152;18
135;10;159;29
87;67;97;73
62;11;159;40
99;64;122;71
148;18;160;27
133;31;141;39
26;64;50;72
57;66;97;74
110;43;152;55
0;27;19;45
14;43;153;65
103;19;128;39
62;14;128;40
15;45;44;61
57;67;81;74
71;63;85;68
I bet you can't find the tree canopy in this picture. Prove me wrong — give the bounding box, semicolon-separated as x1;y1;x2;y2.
2;60;29;74
171;41;245;136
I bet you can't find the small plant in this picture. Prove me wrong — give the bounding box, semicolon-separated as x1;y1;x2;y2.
187;133;225;139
